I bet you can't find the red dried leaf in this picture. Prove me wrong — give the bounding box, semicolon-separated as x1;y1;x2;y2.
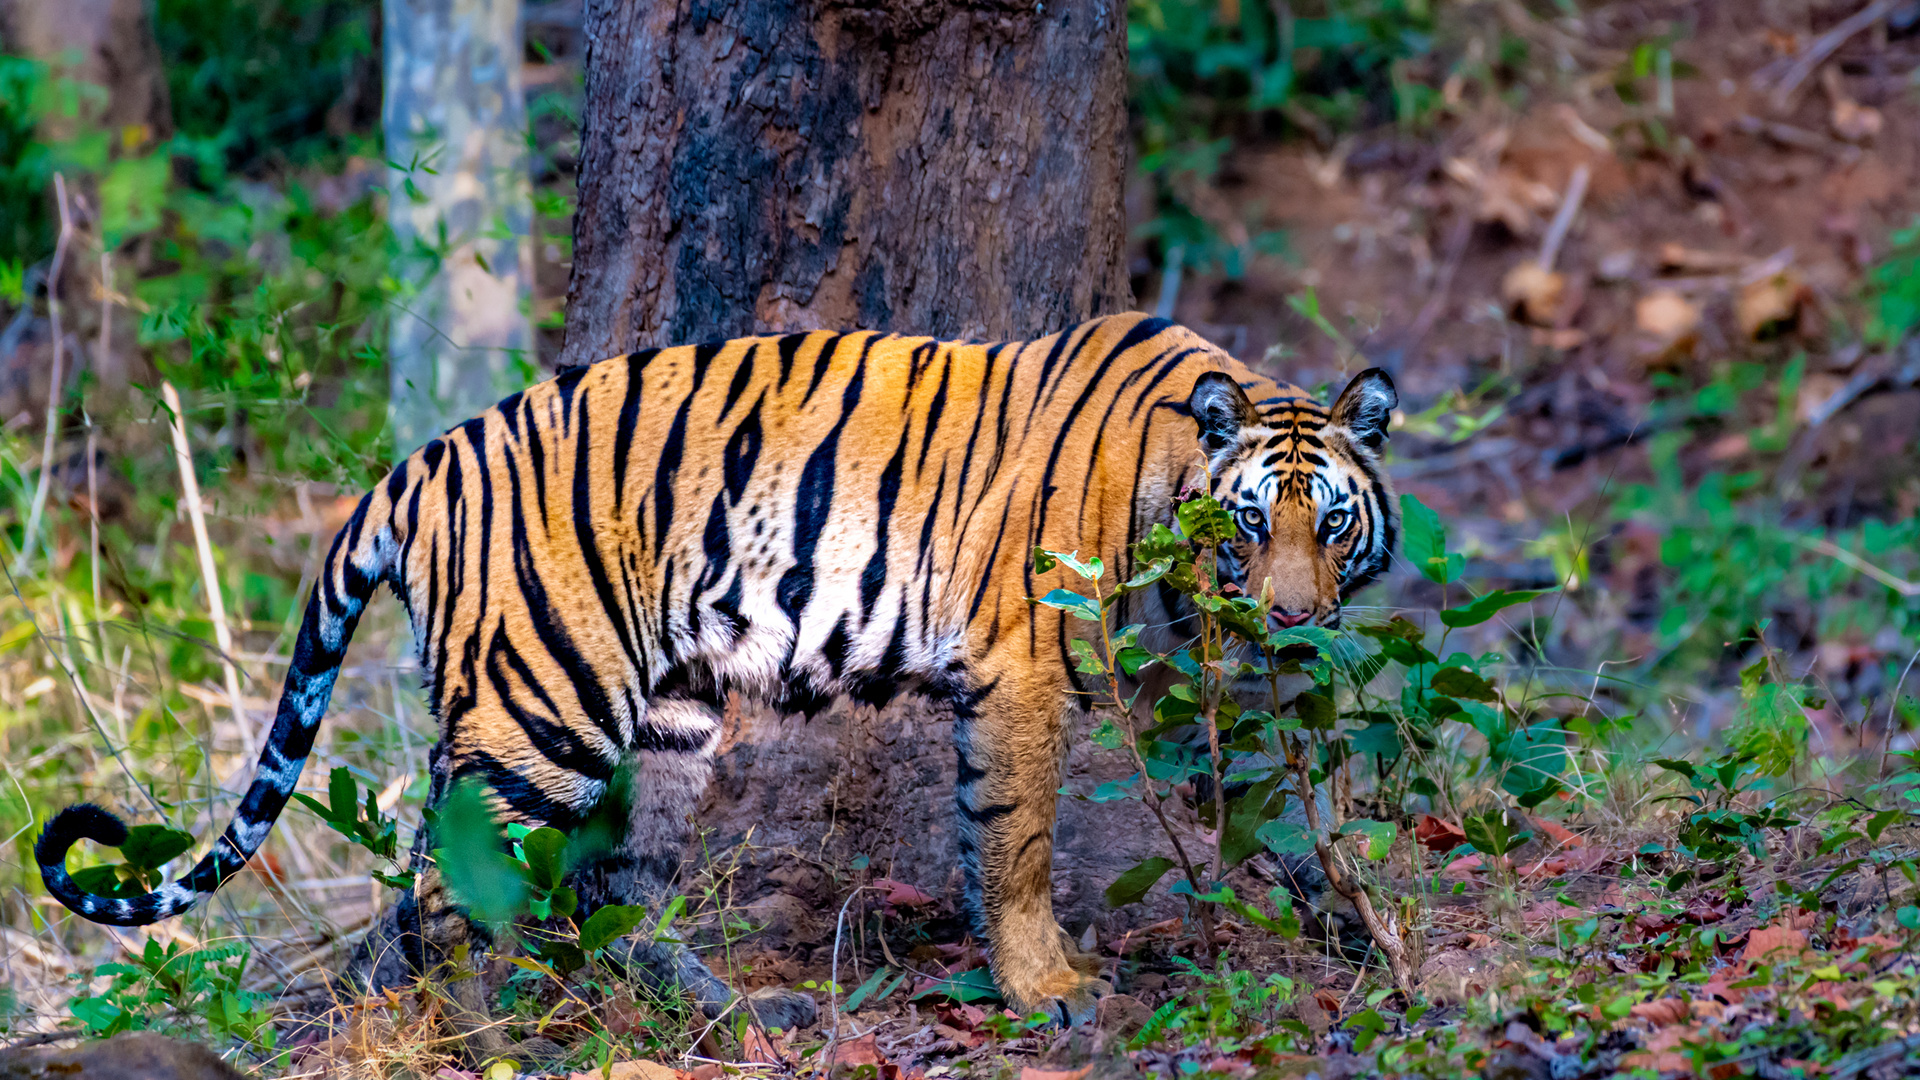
1415;814;1468;852
1527;815;1584;848
874;878;937;908
1742;925;1810;963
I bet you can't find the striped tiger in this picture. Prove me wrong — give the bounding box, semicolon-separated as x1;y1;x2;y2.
38;312;1396;1046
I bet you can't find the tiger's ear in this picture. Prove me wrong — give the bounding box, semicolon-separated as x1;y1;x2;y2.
1331;368;1397;450
1189;372;1257;454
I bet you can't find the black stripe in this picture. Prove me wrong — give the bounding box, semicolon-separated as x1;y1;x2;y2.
718;343;756;423
860;428;909;619
723;395;764;504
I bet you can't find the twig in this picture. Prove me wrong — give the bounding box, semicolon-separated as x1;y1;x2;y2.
1535;164;1590;273
1764;0;1903;110
161;380;256;761
1882;649;1920;779
13;174;73;577
824;884;882;1080
1791;535;1920;597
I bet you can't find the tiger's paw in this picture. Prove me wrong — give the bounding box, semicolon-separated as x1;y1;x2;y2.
1007;972;1113;1028
743;986;819;1031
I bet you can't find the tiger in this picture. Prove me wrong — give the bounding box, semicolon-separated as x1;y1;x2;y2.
38;312;1397;1055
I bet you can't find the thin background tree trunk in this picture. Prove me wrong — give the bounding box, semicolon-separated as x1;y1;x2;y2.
0;0;172;407
384;0;535;458
560;0;1171;940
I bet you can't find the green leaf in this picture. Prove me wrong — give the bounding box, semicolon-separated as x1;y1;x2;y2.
1220;780;1289;868
579;903;648;953
99;153;170;245
433;779;525;925
1348;720;1402;763
1120;558;1173;591
327;767;358;823
1067;638;1108;675
1294;691;1337;730
1256;819;1317;856
519;827;571;891
121;825;195;872
1430;666;1498;703
909;967;1002;1004
1177;495;1236;546
1340;820;1396;860
842;966;894;1012
1440;589;1553;628
1400;493;1463;584
72;863;139;898
1462;809;1528;858
1031;588;1102;624
1105;856;1177;907
1032;547;1058;574
1652;757;1697;780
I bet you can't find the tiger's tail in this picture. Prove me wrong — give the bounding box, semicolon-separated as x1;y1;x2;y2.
39;481;402;926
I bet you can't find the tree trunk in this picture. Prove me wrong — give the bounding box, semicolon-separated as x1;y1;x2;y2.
558;0;1133;360
560;0;1165;943
0;0;173;142
383;0;534;458
0;0;171;412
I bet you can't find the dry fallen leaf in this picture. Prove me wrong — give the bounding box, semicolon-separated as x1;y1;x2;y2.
1415;813;1468;852
568;1064;690;1080
873;878;937;908
1503;262;1567;325
1019;1068;1093;1080
1635;290;1702;364
1824;67;1883;142
1657;243;1747;274
1737;269;1805;339
1629;997;1693;1027
1743;924;1811;963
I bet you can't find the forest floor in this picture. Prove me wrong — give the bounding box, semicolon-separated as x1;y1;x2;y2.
4;0;1920;1077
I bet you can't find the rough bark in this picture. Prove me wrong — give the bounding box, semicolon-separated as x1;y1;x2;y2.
384;0;535;458
561;0;1159;938
558;0;1133;359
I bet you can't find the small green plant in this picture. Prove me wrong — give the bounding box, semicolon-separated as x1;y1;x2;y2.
1033;486;1565;993
292;765;413;889
69;938;275;1054
66;823;196;900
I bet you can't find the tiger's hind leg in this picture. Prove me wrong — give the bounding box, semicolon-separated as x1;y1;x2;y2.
572;697;818;1031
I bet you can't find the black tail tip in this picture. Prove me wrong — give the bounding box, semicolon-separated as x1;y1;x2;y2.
37;803;130;865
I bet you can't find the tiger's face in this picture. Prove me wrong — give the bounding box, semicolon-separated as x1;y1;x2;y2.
1187;368;1399;632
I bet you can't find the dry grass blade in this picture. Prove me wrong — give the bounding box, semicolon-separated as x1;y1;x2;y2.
162;379;256;761
12;174;72;578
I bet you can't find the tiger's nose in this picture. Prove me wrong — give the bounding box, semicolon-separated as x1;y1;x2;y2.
1268;609;1313;630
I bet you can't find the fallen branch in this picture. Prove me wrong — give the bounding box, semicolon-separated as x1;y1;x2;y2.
1761;0;1903;110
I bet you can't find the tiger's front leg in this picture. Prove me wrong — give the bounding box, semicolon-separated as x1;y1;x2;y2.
952;676;1112;1024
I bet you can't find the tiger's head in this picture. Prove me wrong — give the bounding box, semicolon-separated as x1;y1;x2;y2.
1187;368;1399;631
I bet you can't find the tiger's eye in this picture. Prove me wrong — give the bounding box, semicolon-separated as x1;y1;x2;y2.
1323;509;1350;533
1237;506;1265;533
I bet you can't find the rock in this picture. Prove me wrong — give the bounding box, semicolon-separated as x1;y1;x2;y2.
1417;946;1503;1004
1094;993;1153;1040
0;1032;245;1080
